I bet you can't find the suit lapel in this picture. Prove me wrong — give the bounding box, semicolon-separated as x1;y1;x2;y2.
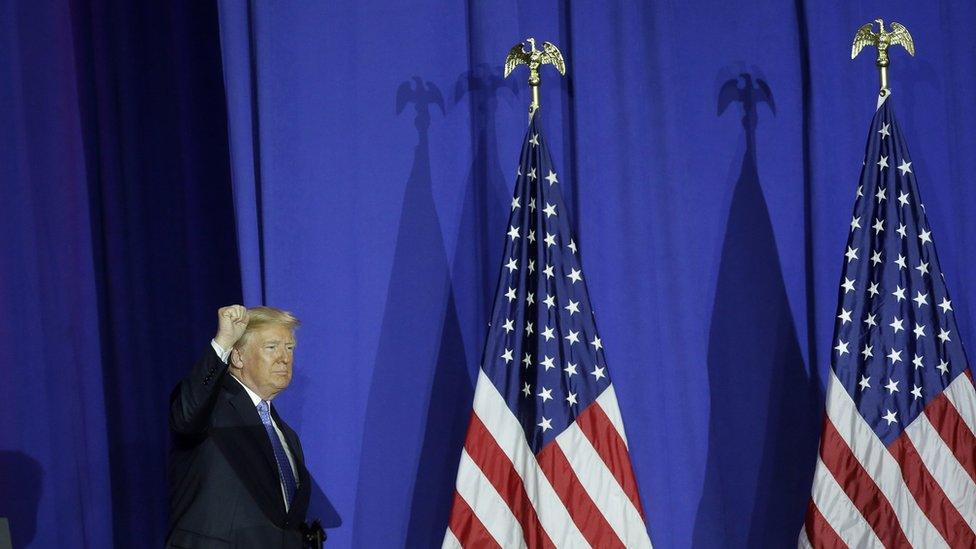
270;404;311;521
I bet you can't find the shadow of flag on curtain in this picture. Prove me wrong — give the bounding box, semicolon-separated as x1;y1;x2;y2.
801;92;976;547
442;113;653;548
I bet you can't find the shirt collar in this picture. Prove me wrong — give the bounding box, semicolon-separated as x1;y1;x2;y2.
230;373;268;406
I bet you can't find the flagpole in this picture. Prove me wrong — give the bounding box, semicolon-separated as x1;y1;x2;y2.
503;38;567;122
851;19;915;98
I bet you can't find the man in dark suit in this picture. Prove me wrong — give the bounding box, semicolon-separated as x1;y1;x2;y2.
168;305;311;548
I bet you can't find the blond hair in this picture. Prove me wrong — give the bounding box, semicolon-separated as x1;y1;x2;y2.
235;306;300;349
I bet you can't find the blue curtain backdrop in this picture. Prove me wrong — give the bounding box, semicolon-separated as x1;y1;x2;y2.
4;0;976;547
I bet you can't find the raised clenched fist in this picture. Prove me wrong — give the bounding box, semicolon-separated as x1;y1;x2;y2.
214;305;249;350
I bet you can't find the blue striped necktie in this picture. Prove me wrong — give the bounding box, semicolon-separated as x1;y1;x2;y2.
256;400;297;507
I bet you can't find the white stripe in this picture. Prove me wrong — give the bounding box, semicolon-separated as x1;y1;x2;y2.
944;373;976;440
595;385;629;448
905;410;976;532
824;370;947;548
797;526;813;549
556;422;652;548
472;369;589;547
808;454;883;548
441;527;462;549
455;450;525;548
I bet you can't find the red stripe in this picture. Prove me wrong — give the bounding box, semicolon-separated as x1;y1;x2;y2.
575;402;645;518
818;418;911;548
924;393;976;485
464;414;555;549
536;442;624;548
803;498;848;549
888;434;976;547
448;491;501;549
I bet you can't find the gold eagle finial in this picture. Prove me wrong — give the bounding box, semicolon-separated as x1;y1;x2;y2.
504;38;566;119
851;19;915;93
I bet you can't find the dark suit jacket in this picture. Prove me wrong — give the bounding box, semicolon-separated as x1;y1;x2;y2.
167;348;311;548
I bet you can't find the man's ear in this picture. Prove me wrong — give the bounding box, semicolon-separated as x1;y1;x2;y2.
230;347;244;371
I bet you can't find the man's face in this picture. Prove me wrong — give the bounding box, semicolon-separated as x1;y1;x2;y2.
234;324;295;400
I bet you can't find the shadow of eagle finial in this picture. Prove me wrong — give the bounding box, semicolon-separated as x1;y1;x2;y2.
718;73;775;120
396;76;445;116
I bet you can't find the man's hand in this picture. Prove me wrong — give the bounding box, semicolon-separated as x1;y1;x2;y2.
214;305;249;350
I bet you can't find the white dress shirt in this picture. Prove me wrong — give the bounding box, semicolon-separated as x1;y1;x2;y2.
211;340;299;510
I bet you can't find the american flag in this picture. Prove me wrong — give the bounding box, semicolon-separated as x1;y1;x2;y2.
801;93;976;547
443;114;652;548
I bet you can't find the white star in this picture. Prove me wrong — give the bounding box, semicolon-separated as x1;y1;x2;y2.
505;258;518;273
505;287;517;302
525;321;534;335
845;246;859;262
912;354;924;369
896;224;907;239
565;300;580;315
502;318;514;333
522;352;532;368
861;344;874;359
526;292;535;306
937;359;950;374
511;196;521;210
890;316;904;334
528;168;537;180
566;392;578;406
564;330;580;345
916;262;929;277
913;291;928;308
877;156;889;170
892;286;906;302
859;375;871;390
543;202;557;218
591;335;603;351
501;348;513;363
517;166;522;177
876;186;887;203
522;382;531;397
544;232;557;248
851;216;861;231
538;416;552;432
873;218;885;234
590;365;606;381
898;159;912;175
567;268;582;284
527;229;536;243
541;326;555;341
894;254;907;270
867;282;880;297
913;323;926;338
879;123;890;139
543;264;554;279
568;239;577;254
543;294;555;308
911;385;923;400
865;313;878;328
564;362;578;376
870;250;883;266
529;133;539;147
528;197;536;211
528;259;535;273
507;225;520;241
545;170;558;185
887;348;903;364
918;229;932;246
838;308;852;324
857;185;864;198
835;339;850;356
938;328;951;343
897;190;910;207
538;387;553;403
885;378;900;394
938;297;952;314
882;409;898;426
539;355;555;371
842;277;856;293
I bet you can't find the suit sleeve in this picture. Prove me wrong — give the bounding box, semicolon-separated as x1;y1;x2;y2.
169;346;229;434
